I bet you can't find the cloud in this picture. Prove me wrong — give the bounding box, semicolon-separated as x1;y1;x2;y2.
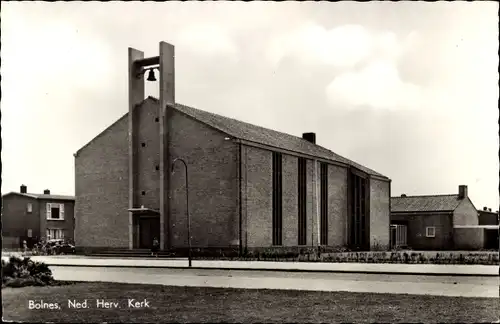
2;19;114;94
176;24;238;58
325;60;422;110
266;23;415;68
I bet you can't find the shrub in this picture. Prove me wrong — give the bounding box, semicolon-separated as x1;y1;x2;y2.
2;256;54;288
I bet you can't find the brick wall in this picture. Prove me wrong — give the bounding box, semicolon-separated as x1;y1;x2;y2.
242;149;356;250
282;154;298;246
136;100;161;209
74;98;391;252
306;159;316;246
369;178;390;249
452;198;484;250
478;211;499;225
327;165;348;247
1;195;40;237
454;228;484;250
75;113;130;248
1;195;40;246
391;213;454;250
169;110;239;248
243;146;272;247
453;198;479;226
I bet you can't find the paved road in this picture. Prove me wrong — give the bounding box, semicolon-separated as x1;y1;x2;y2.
50;265;499;298
6;255;497;276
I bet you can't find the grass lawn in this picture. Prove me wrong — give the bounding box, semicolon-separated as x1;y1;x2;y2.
2;282;499;323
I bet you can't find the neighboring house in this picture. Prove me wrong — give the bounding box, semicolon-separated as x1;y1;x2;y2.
2;185;75;249
74;96;391;254
478;207;499;250
390;185;483;250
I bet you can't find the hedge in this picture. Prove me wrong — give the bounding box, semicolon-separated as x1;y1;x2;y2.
2;256;55;288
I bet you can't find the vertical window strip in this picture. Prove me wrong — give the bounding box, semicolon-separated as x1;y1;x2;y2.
320;163;328;246
278;154;283;245
272;152;283;246
361;178;366;246
298;158;307;246
349;172;370;249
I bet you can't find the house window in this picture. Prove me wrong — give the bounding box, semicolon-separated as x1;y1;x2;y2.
298;157;307;246
47;203;65;220
46;229;64;240
320;163;328;245
426;226;436;238
27;203;33;213
272;152;283;246
27;229;33;238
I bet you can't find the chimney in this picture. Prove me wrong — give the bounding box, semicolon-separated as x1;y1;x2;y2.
302;132;316;144
401;194;407;197
20;185;27;194
458;185;468;199
43;189;50;195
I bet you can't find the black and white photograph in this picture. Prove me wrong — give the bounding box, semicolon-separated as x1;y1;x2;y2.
1;1;499;323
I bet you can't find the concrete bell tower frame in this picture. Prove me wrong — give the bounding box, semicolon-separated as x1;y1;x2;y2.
128;42;175;251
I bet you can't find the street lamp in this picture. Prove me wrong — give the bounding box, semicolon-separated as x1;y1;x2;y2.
171;157;192;267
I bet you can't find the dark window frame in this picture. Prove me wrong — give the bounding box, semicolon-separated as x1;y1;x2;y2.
272;152;283;246
298;157;307;246
320;163;328;246
349;170;369;249
50;207;60;219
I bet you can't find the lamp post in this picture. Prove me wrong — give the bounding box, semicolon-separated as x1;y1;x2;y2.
171;158;192;267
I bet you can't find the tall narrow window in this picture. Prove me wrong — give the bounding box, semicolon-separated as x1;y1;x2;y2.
298;157;307;245
320;163;328;245
272;152;283;245
349;171;369;249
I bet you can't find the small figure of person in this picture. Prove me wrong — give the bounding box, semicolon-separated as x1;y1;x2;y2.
151;237;159;257
22;240;28;255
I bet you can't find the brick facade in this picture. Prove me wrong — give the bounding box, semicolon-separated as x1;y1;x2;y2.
75;98;391;252
327;165;348;247
169;109;239;248
75;114;130;248
242;146;272;247
2;193;74;248
453;198;483;249
2;195;41;240
282;154;299;246
391;212;454;250
40;199;75;242
369;178;390;249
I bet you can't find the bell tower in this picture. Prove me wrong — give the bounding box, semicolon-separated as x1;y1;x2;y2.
128;42;175;250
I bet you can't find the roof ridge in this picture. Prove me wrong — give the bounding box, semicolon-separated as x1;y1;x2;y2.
146;97;387;178
151;97;321;145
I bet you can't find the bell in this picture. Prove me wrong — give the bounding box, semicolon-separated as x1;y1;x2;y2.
146;69;157;82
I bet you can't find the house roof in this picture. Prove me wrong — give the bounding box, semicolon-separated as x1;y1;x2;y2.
391;194;462;213
2;192;75;201
148;97;388;179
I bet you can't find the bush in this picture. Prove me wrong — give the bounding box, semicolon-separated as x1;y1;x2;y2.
2;256;54;288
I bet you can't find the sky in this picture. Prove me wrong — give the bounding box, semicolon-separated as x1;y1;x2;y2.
2;2;499;210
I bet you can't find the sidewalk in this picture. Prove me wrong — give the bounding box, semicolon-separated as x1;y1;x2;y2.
15;255;500;276
51;266;499;298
